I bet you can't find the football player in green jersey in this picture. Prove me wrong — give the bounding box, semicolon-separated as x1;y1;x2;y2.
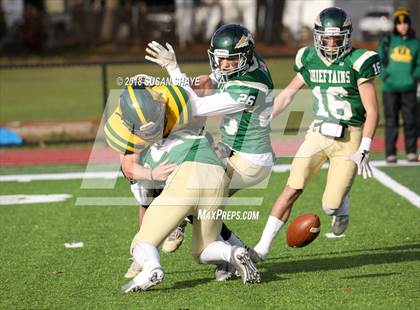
145;24;274;279
253;7;380;260
145;24;274;190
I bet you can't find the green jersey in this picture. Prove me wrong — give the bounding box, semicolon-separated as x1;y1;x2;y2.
295;47;381;126
218;54;274;154
138;129;223;169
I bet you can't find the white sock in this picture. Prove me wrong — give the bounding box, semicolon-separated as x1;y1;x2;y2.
132;242;161;270
336;195;350;216
254;216;284;259
199;241;232;264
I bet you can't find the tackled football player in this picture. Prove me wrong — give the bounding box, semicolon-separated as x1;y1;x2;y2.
105;82;262;285
109;88;261;292
145;24;275;280
105;79;190;263
105;77;244;277
252;7;380;260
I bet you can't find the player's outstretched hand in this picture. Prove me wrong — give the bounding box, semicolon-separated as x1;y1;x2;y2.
346;150;373;179
151;160;178;181
145;41;178;71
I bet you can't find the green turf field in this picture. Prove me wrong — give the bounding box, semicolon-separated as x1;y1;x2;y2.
0;163;419;309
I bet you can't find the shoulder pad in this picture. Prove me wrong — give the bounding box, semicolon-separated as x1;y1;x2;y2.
352;49;379;72
295;47;308;70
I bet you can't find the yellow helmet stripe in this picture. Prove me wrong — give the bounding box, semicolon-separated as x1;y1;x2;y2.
171;85;189;124
104;125;135;153
177;86;192;122
127;85;148;124
105;122;136;149
166;85;184;124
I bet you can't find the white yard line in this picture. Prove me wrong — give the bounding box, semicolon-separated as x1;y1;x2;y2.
1;160;417;182
369;166;420;208
75;197;263;206
273;161;419;208
0;194;72;205
272;160;420;173
1;160;418;207
0;171;122;182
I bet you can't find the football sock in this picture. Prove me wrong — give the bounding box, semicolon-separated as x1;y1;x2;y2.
220;223;245;247
226;232;245;247
220;223;232;240
336;195;350;216
199;241;231;264
254;216;284;259
132;242;161;270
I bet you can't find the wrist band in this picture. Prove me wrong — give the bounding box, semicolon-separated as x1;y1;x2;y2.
359;137;372;152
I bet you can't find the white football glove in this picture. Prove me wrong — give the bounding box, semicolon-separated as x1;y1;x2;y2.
130;182;154;206
346;149;373;179
145;41;178;71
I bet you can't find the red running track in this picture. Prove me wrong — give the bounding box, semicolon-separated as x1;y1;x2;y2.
0;135;417;166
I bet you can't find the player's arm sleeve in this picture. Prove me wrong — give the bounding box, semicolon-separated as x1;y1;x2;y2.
167;66;191;86
167;66;242;116
169;77;247;116
190;81;266;116
353;51;381;85
190;92;247;116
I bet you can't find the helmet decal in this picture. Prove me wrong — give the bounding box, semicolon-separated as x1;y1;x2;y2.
235;34;250;49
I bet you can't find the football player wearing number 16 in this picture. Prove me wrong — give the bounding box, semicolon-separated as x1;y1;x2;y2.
253;7;381;260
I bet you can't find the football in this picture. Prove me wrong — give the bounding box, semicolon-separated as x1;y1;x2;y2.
286;213;321;248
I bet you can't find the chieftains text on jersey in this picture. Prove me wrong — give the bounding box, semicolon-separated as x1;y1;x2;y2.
308;69;351;84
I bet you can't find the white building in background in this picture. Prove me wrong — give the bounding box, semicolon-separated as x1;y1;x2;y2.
1;0;23;29
282;0;396;41
282;0;334;40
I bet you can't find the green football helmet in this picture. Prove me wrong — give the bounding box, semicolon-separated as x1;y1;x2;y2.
119;84;166;143
208;24;255;82
314;7;352;62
